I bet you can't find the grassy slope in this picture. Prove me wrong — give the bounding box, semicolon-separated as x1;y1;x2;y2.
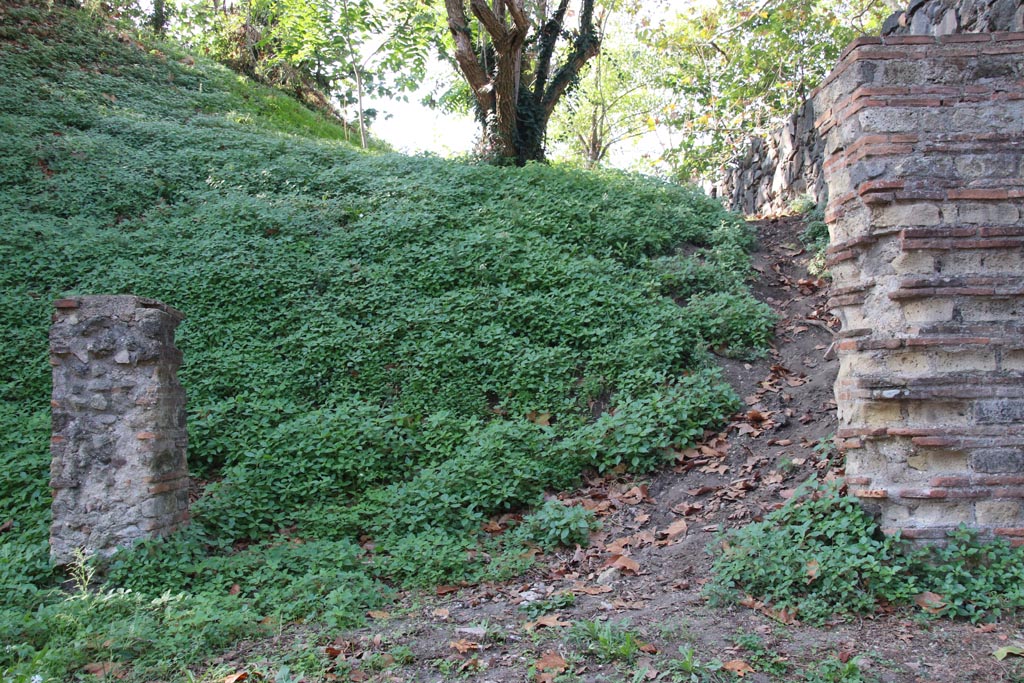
0;2;772;679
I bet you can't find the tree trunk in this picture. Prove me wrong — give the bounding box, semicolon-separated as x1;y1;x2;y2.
445;0;598;165
151;0;167;35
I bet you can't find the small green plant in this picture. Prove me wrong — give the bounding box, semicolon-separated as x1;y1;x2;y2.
659;646;728;683
707;480;916;624
789;194;818;215
656;617;694;643
801;655;874;682
909;526;1024;623
680;292;777;358
568;619;643;663
731;631;789;677
519;501;600;550
520;591;576;619
799;207;830;276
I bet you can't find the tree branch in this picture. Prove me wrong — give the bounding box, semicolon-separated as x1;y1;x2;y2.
505;0;529;36
445;0;494;113
470;0;508;45
541;0;600;117
532;0;569;103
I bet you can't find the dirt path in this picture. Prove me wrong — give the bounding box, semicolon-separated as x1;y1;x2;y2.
226;217;1024;683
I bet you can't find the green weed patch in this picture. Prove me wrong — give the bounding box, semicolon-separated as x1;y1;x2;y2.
708;481;1024;625
0;2;771;679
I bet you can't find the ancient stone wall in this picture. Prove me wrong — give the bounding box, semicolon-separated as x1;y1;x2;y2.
717;0;1022;216
715;100;827;216
50;295;189;564
817;32;1024;542
883;0;1024;36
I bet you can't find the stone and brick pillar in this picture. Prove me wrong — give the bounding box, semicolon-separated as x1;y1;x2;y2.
49;295;189;564
817;32;1024;542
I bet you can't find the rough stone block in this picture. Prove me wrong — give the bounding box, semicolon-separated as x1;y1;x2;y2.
976;500;1023;526
901;298;955;323
975;400;1024;425
929;349;999;374
906;501;974;527
884;350;932;377
905;400;971;426
1001;350;1024;371
49;296;188;565
956;201;1021;225
971;449;1024;474
872;202;942;227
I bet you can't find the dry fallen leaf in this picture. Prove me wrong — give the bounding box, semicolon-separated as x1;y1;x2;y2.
223;673;249;683
436;585;461;595
525;614;572;631
432;607;450;620
606;536;633;554
616;485;650;505
913;591;947;615
657;519;688;544
571;583;613;595
723;659;755;677
367;610;390;620
805;559;820;582
81;662;122;678
604;554;641;574
535;650;567;673
449;639;480;654
527;411;551;426
994;643;1024;660
671;502;703;516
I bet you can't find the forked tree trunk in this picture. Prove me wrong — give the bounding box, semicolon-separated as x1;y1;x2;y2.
445;0;599;165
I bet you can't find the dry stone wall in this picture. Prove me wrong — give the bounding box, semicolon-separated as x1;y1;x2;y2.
717;0;1022;216
49;295;189;564
715;100;827;216
817;32;1024;542
883;0;1024;36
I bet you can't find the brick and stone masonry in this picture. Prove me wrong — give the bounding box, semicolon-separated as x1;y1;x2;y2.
49;295;189;565
816;32;1024;542
716;0;1023;217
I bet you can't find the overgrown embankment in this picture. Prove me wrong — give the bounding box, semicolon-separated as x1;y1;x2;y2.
0;3;773;679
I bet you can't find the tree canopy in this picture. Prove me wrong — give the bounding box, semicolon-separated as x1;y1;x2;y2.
639;0;891;180
94;0;891;172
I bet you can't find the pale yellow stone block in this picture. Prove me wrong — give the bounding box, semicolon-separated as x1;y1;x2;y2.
901;298;955;324
975;501;1023;527
872;202;941;228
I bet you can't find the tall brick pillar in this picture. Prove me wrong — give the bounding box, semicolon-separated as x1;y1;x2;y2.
818;32;1024;542
49;295;189;564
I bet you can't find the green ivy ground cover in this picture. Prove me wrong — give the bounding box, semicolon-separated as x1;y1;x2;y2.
0;3;773;679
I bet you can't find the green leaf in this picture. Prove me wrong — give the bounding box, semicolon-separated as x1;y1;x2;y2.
994;644;1024;661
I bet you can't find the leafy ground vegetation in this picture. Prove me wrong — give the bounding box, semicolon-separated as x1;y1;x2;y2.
278;217;1022;683
4;4;1024;683
0;2;775;679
